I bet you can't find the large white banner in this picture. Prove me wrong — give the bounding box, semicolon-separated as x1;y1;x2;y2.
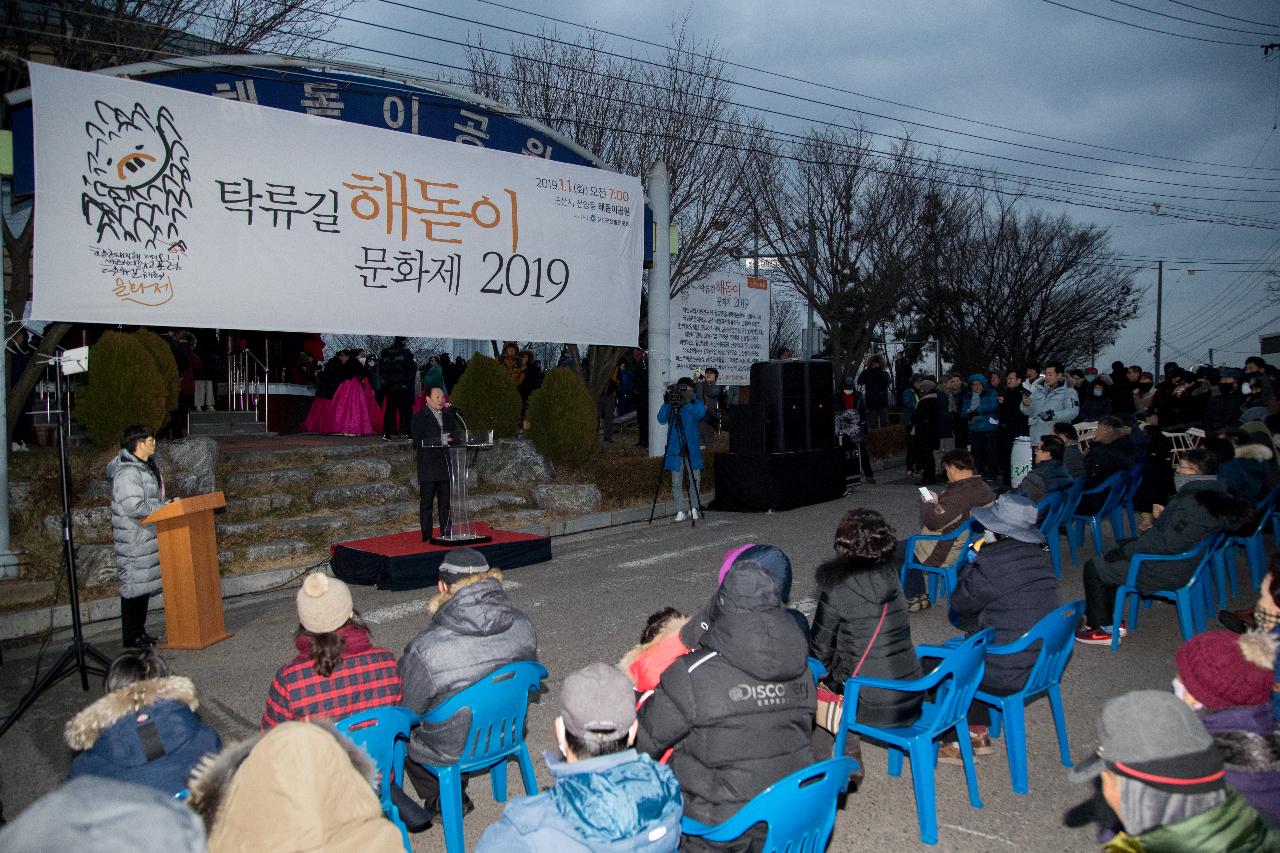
670;270;770;385
29;64;643;344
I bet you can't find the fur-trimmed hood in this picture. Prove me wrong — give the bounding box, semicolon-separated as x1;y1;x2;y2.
1192;484;1262;535
815;550;902;592
427;567;504;616
1234;442;1275;464
186;720;401;852
1239;630;1280;670
65;676;198;750
617;612;689;674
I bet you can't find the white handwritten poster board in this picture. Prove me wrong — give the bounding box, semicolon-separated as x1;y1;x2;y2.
670;272;770;385
29;64;643;344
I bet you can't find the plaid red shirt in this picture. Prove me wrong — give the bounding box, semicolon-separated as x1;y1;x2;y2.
261;625;402;730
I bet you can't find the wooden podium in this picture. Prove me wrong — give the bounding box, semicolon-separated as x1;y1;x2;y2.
143;492;233;649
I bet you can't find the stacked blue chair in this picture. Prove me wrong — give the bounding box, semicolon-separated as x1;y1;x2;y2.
900;521;976;604
335;705;418;852
1068;471;1129;558
1056;478;1087;565
807;656;827;686
1110;534;1222;651
414;661;549;853
972;601;1084;795
680;757;859;852
1219;485;1280;597
1120;462;1145;537
836;628;994;845
1036;489;1070;578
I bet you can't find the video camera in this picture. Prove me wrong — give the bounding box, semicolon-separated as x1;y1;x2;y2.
664;383;687;407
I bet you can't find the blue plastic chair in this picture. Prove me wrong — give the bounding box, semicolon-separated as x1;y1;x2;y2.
335;705;417;852
1036;489;1069;578
1069;471;1129;558
1110;535;1221;651
414;661;548;853
972;601;1084;795
836;629;994;845
1056;478;1087;565
1219;485;1280;597
1120;462;1145;537
680;757;859;851
900;521;977;604
807;656;827;686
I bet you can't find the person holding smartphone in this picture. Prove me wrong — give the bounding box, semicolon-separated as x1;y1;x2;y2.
1019;361;1079;444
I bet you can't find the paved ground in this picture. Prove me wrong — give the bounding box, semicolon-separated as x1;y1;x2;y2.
0;475;1232;850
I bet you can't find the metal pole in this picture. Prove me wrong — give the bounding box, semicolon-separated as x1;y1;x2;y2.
806;214;816;358
646;163;671;459
0;235;18;578
1153;260;1163;378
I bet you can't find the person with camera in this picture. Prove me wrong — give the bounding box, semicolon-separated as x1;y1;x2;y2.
1018;361;1078;444
657;377;706;522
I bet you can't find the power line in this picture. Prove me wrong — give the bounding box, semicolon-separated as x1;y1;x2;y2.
1159;0;1280;29
1100;0;1280;36
1039;0;1262;46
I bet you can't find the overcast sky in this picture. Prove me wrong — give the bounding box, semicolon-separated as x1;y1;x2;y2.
330;0;1280;370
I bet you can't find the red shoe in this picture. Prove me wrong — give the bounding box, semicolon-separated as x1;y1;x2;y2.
1075;623;1127;645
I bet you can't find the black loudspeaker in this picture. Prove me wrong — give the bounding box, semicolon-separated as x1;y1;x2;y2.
749;360;835;452
728;404;767;456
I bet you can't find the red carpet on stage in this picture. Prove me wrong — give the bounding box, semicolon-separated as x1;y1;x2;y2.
330;522;552;590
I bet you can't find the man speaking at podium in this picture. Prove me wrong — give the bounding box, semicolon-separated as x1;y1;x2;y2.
412;385;461;541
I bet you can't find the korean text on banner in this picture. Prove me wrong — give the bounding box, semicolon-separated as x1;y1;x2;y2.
670;272;770;385
28;64;643;345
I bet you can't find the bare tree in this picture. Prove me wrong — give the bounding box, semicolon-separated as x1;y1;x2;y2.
912;183;1141;372
2;0;354;432
770;297;803;359
323;334;449;364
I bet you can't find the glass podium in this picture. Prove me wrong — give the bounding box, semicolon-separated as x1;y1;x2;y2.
426;429;494;546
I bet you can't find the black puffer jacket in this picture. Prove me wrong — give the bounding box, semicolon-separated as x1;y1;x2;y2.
1095;480;1258;590
636;562;815;824
1078;434;1138;514
398;570;537;765
809;548;923;727
950;538;1060;693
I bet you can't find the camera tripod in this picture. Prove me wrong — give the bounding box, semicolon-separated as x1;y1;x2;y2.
649;403;703;526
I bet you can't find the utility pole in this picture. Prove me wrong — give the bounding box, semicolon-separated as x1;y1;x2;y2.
646;163;670;459
1208;348;1214;366
1153;260;1163;378
806;214;817;358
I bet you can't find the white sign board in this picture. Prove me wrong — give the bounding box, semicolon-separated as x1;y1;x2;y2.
29;64;643;344
670;271;770;385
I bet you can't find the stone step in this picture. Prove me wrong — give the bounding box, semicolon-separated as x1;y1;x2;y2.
189;420;269;437
244;539;313;562
41;506;112;544
349;501;419;525
311;481;413;508
190;411;260;425
223;466;317;492
278;514;348;533
227;492;296;516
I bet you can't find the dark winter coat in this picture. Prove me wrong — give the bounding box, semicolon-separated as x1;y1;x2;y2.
963;379;999;434
1111;375;1136;415
1133;427;1176;514
635;563;815;824
858;366;892;410
1062;442;1085;479
377;343;417;393
65;676;221;795
410;405;461;482
1018;459;1072;505
107;448;166;599
997;386;1029;438
809;550;924;727
1201;702;1280;823
1079;385;1113;421
912;391;943;450
1095;480;1258;590
1078;434;1138;514
949;539;1060;693
398;570;538;765
1218;443;1278;503
1207;389;1245;433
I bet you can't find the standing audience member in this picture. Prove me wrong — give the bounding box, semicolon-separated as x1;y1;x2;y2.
997;370;1030;488
637;561;815;853
903;450;996;612
1018;434;1072;505
1173;631;1280;822
1053;422;1086;479
695;367;727;450
599;357;623;444
942;494;1059;762
109;424;166;649
902;373;921;476
1080;374;1113;422
912;378;943;485
261;573;402;728
632;348;650;448
1075;449;1256;645
1020;362;1079;443
398;549;537;819
189;721;405;852
964;374;999;481
65;648;221;795
937;373;964;474
657;377;706;522
1109;363;1137;417
835;376;875;489
1244;357;1278;415
810;509;924;736
476;663;682;852
1067;691;1278;851
378;336;417;441
859;354;892;429
1209;369;1247;433
517;350;543;420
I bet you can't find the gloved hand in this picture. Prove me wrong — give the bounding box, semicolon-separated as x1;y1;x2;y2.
1041;410;1055;421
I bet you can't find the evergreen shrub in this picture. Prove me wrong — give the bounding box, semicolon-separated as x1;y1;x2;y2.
134;329;180;414
525;366;597;465
74;331;170;447
448;353;522;438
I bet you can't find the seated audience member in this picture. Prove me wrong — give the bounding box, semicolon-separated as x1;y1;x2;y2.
1216;430;1279;502
1018;434;1073;506
810;509;924;730
942;494;1059;762
1077;416;1138;514
188;720;404;852
620;607;689;696
637;561;815;852
1068;691;1278;851
1174;631;1280;822
399;548;537;816
1053;422;1086;479
65;648;221;795
903;449;996;612
476;663;682;852
1076;449;1257;646
0;776;206;852
261;573;401;729
716;543;811;640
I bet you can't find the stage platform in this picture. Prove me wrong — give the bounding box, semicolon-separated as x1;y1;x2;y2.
330;522;552;590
